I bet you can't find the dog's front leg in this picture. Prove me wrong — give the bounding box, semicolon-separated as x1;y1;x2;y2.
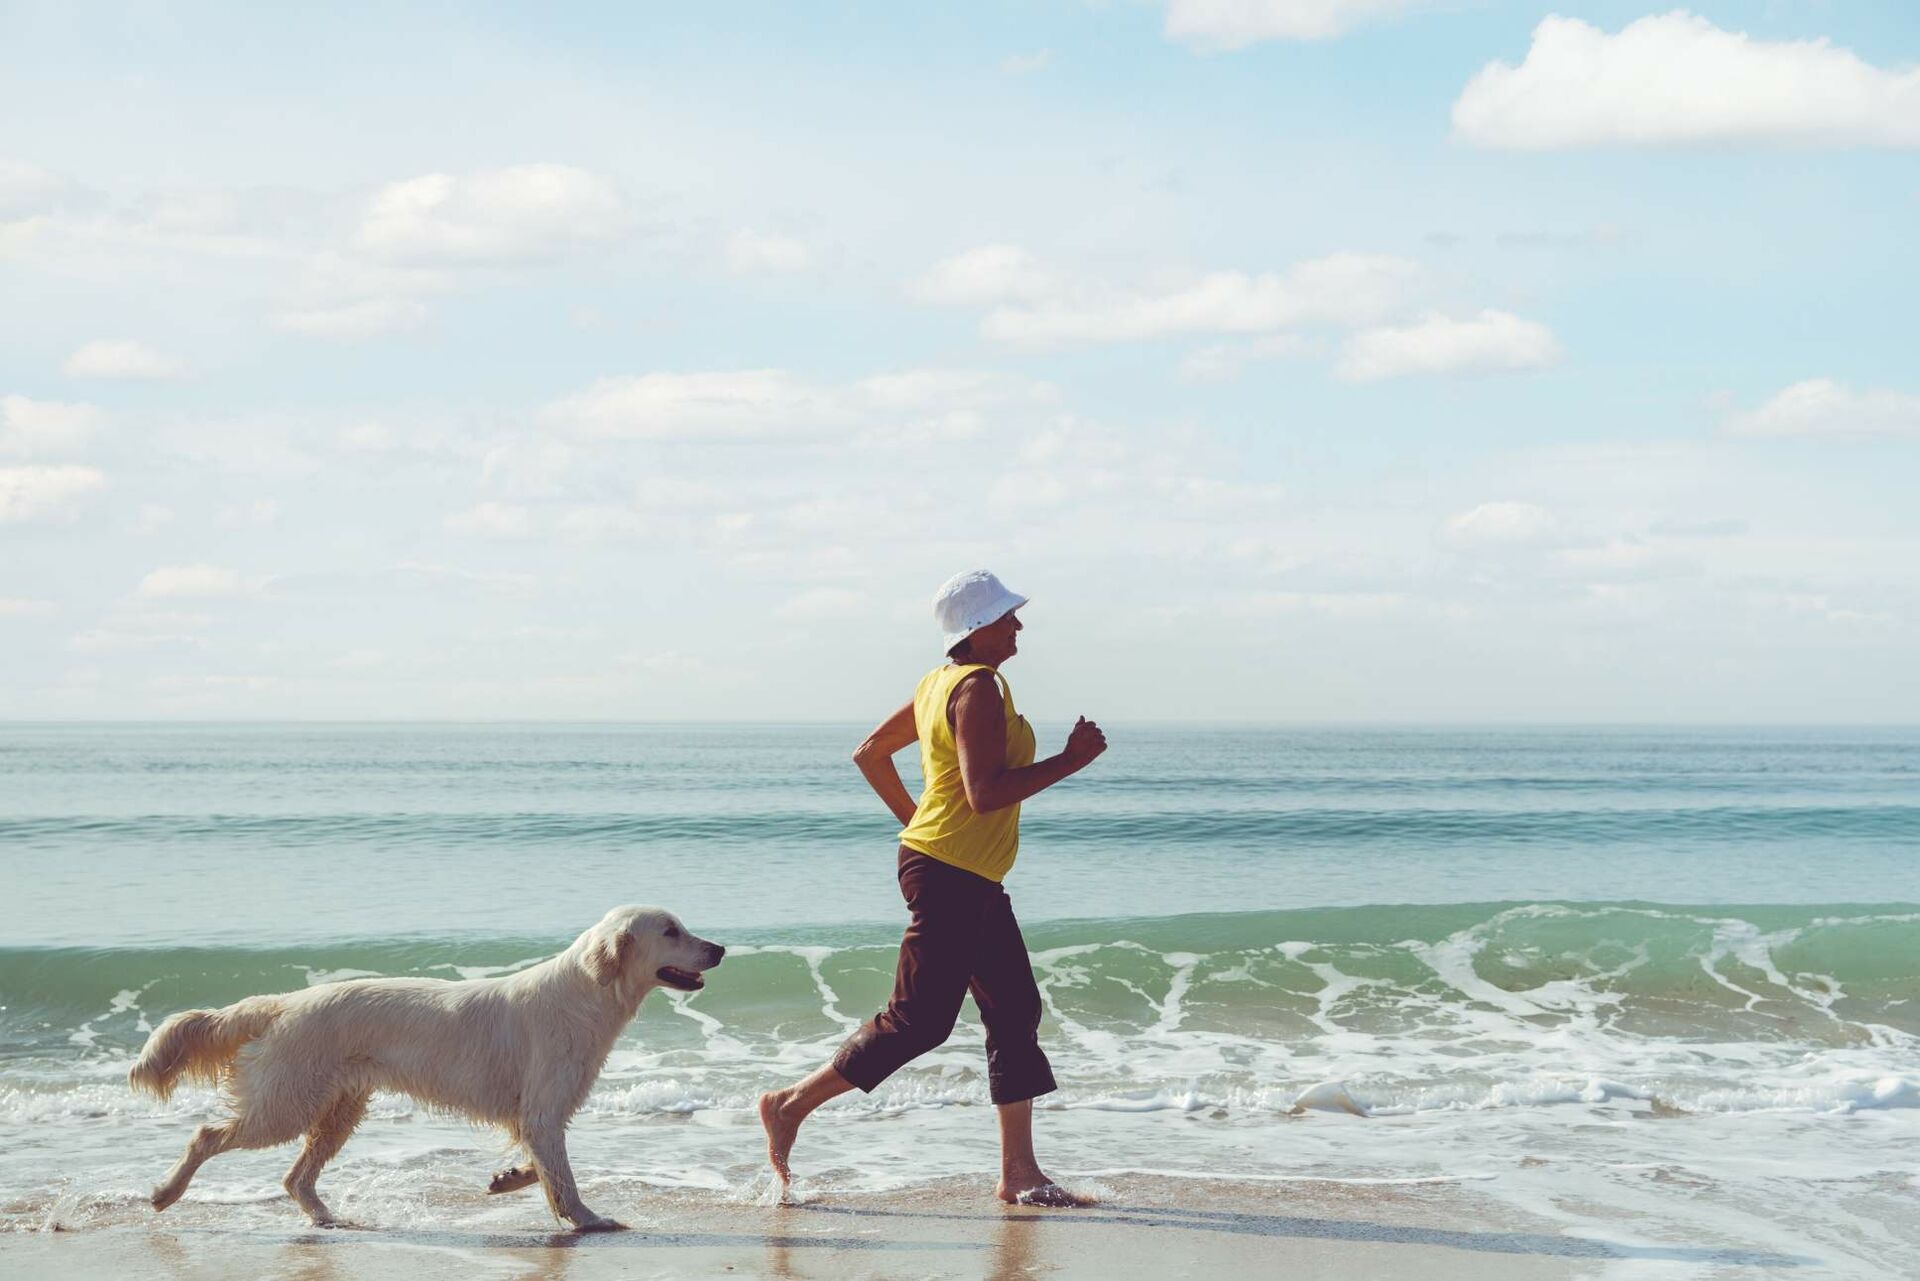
525;1122;621;1232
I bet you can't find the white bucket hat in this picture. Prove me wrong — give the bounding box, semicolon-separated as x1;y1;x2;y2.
933;569;1029;651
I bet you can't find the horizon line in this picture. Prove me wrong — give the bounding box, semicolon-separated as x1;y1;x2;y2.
4;718;1918;730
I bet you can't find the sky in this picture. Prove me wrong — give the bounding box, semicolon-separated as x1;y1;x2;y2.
2;1;1917;724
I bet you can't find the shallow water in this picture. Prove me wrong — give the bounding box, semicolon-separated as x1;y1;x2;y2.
2;725;1917;1275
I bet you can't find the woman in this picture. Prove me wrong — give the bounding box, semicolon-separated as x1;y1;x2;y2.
758;568;1107;1205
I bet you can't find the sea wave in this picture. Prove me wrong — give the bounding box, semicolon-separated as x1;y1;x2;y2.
5;802;1918;853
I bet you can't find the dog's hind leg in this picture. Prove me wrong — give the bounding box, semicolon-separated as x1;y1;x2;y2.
152;1121;239;1211
525;1122;621;1232
284;1090;370;1226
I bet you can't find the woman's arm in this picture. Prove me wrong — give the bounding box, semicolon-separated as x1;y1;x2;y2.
853;701;920;826
953;672;1106;814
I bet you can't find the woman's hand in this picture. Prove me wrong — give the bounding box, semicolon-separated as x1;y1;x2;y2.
854;701;921;826
957;676;1108;812
1064;716;1107;769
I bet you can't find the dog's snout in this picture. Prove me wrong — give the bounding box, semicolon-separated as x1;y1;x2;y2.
707;942;726;965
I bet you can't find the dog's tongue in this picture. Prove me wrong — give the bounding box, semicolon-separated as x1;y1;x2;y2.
656;966;704;990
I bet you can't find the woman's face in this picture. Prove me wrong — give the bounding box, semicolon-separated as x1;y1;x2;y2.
966;609;1023;666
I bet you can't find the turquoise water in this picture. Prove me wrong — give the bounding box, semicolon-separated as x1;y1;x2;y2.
3;724;1917;944
2;724;1916;1271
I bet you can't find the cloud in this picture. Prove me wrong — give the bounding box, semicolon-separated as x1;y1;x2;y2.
911;244;1061;305
1549;537;1692;584
1452;12;1920;150
137;564;245;599
0;159;70;216
1439;501;1556;550
1164;1;1421;49
1;395;102;457
1335;309;1560;381
130;504;173;534
62;339;183;381
1726;379;1920;440
68;628;202;653
0;597;55;617
916;247;1421;347
851;368;1056;412
774;587;867;621
726;229;812;274
336;422;398;453
1000;50;1052;75
542;370;835;441
0;464;105;522
271;296;431;338
1179;333;1310;382
354;164;629;265
444;501;533;537
218;499;281;527
538;366;1050;443
393;561;537;595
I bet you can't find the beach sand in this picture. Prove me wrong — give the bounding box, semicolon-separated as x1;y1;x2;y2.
2;1171;1815;1280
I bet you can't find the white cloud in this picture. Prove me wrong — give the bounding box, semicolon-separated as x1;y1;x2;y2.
726;229;812;274
137;564;245;599
337;421;397;452
774;587;867;621
1235;590;1413;618
444;502;533;537
0;464;105;522
852;368;1056;412
1726;379;1920;440
541;365;1059;448
1165;0;1422;49
355;164;629;265
0;597;55;617
542;370;835;441
1179;333;1310;382
130;503;174;534
920;248;1421;347
555;505;654;540
1;395;102;457
394;561;537;595
219;499;281;527
911;244;1061;305
62;339;182;381
1453;12;1920;150
1335;309;1560;381
480;436;577;497
68;628;201;653
1439;501;1556;550
271;296;430;338
1000;50;1052;75
1550;538;1692;583
0;159;69;216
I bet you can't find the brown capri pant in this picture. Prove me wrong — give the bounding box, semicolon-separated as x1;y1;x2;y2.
832;847;1057;1106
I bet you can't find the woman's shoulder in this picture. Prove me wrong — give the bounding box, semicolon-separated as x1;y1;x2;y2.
918;662;1002;705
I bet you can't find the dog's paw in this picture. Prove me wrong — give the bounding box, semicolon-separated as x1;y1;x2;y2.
487;1165;540;1195
571;1214;627;1233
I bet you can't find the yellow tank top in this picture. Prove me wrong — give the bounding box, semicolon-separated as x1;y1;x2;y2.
897;663;1037;883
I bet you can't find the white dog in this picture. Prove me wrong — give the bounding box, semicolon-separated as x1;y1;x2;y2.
128;905;724;1231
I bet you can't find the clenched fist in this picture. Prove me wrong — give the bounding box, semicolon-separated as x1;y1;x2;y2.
1065;716;1108;768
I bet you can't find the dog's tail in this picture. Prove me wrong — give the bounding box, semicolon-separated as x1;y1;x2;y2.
129;997;282;1100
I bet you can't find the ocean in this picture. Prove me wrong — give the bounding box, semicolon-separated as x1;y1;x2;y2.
2;724;1917;1274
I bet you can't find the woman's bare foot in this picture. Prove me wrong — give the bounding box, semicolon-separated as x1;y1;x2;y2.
996;1172;1093;1207
487;1165;540;1195
758;1090;799;1183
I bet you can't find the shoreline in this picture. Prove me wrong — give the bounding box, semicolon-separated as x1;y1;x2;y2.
1;1172;1822;1280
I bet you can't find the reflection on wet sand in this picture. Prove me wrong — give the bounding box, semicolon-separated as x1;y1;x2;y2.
989;1212;1040;1281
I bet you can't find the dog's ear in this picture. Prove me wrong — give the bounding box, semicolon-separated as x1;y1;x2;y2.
583;927;634;986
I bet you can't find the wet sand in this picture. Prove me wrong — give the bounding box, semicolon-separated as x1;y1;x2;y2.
1;1172;1818;1280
